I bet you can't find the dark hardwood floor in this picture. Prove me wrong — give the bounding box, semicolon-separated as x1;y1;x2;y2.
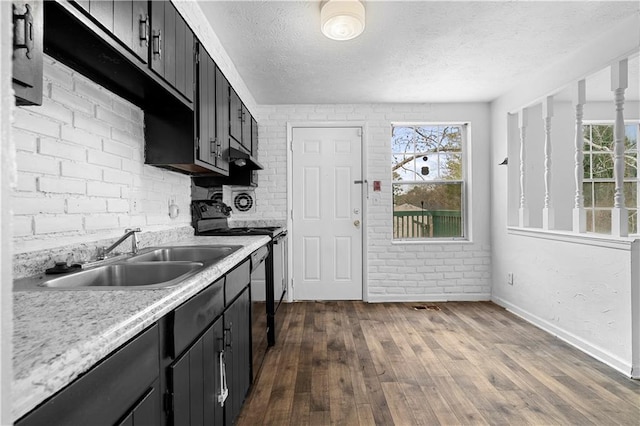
237;301;640;425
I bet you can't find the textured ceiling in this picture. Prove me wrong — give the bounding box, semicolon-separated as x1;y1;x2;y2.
197;1;639;104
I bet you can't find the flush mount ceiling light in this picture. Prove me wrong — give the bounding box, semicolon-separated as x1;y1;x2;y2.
321;0;365;41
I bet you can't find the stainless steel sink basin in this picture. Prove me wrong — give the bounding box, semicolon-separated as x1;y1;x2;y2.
40;262;204;289
126;245;242;264
14;244;243;291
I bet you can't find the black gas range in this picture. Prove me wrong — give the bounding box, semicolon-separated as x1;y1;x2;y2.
192;200;287;361
192;199;285;238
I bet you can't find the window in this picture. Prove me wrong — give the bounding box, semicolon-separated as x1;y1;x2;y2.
583;123;638;234
391;124;466;240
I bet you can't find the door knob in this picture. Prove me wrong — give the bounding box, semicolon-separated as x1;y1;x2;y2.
354;220;361;228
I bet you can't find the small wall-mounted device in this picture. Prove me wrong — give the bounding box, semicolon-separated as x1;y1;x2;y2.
373;181;381;191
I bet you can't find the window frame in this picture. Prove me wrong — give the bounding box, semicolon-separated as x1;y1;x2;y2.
391;122;469;242
582;121;638;235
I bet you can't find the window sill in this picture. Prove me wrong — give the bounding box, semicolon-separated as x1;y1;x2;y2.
392;238;473;245
507;226;639;250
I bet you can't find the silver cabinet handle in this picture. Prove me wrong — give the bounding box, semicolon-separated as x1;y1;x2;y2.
152;29;162;59
139;14;149;47
13;3;34;59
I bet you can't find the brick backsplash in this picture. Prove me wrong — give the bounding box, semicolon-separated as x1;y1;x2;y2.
251;103;493;301
11;56;192;256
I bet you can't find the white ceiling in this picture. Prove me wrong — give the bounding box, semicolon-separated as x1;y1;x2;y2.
198;1;639;105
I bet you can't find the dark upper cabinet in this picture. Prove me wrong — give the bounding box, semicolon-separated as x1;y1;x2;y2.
150;0;194;103
215;66;231;174
251;116;258;157
113;1;149;63
12;0;43;106
229;88;255;154
88;0;113;32
241;104;251;152
197;46;229;175
229;88;242;144
74;1;149;64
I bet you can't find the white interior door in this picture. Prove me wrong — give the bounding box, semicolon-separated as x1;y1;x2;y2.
291;127;363;300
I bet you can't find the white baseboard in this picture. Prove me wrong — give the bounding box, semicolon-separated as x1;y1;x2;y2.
367;293;491;303
491;295;633;378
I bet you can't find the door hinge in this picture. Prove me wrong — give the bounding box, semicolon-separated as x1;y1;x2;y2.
290;209;293;220
164;392;174;413
290;139;293;152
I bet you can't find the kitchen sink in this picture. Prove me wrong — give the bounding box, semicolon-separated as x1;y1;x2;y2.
14;244;243;291
126;245;242;264
40;262;204;289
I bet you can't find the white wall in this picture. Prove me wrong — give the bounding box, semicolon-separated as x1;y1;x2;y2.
248;103;492;301
11;56;192;267
1;1;13;422
491;12;640;376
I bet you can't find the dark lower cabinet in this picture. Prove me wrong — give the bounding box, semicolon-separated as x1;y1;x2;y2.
17;258;258;426
224;287;252;424
116;383;161;426
16;324;161;426
168;261;252;426
170;318;224;426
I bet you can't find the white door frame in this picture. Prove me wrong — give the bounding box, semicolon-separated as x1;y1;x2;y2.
286;121;369;302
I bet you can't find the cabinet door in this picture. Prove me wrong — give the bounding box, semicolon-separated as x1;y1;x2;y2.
89;0;114;32
175;13;194;102
198;46;215;167
150;0;164;78
215;66;230;174
16;325;160;426
224;288;251;424
229;88;242;143
162;2;176;87
170;318;224;426
113;0;149;63
241;104;251;151
12;0;43;106
251;116;258;158
116;380;161;426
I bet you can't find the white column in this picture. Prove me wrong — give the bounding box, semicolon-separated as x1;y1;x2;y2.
518;108;529;227
572;80;587;233
611;59;628;237
542;96;554;230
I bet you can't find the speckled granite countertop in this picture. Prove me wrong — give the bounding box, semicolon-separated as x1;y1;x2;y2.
12;235;270;422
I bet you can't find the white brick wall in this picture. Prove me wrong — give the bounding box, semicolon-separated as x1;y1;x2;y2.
252;103;493;301
12;56;192;254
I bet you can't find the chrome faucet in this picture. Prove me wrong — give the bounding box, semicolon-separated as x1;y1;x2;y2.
97;228;141;260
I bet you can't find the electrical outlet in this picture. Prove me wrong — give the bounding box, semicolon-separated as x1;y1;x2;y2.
507;273;514;286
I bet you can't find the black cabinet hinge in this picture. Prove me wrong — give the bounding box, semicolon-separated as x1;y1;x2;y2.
164;391;174;413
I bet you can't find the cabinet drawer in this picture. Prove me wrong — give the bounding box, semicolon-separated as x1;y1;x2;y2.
173;277;224;357
16;324;160;426
226;259;250;304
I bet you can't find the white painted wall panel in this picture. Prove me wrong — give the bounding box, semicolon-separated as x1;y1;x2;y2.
491;11;640;376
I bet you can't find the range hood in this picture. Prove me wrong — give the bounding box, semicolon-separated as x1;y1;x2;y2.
229;140;263;170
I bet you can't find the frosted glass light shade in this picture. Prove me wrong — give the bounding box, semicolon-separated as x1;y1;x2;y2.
321;0;365;41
